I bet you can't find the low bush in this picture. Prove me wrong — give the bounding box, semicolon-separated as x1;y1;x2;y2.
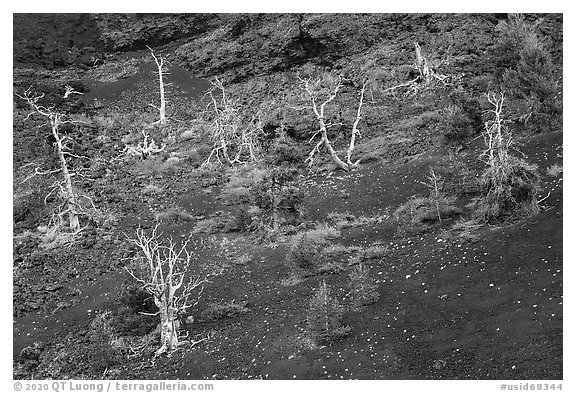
395;195;460;236
474;92;541;223
440;218;482;244
327;211;389;229
200;300;249;322
396;168;461;235
266;137;304;166
348;264;380;310
442;89;483;145
192;212;239;234
154;207;195;223
88;311;121;374
434;155;480;196
475;157;540;222
248;166;304;235
546;164;562;177
307;281;351;346
358;244;390;260
285;224;340;277
220;165;267;205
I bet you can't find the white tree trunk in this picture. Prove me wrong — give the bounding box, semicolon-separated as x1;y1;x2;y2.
157;68;167;125
148;46;168;125
52;116;80;232
155;293;179;355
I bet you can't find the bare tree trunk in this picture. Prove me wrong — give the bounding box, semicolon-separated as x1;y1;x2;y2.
300;75;368;172
155;296;179;355
414;42;432;82
52;115;80;232
148;46;168;125
318;117;351;171
345;81;367;168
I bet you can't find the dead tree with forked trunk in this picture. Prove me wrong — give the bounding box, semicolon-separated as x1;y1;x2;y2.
125;225;210;356
298;75;368;172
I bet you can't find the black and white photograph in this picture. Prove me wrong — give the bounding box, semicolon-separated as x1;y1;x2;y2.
10;8;564;386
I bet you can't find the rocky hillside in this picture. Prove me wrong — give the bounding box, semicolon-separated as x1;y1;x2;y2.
12;13;563;381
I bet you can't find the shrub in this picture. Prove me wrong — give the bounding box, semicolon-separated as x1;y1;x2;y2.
266;137;304;166
493;14;561;132
474;92;541;222
249;166;304;234
396;168;461;235
307;281;351;346
434;154;480;196
358;244;390;260
327;211;389;229
141;184;163;196
440;218;482;244
475;157;540;222
192;212;239;234
221;164;267;205
284;224;340;276
200;300;249;322
395;195;460;236
442;87;483;144
88;311;121;374
546;164;562;177
154;207;195;223
285;232;325;276
348;264;380;310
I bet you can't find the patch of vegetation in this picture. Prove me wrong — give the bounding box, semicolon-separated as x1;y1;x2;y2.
473;93;541;223
200;300;249;322
321;244;362;259
546;164;562;177
285;225;341;277
434;154;480;196
395;170;461;236
88;311;122;374
154;207;195;223
307;281;351;346
220;164;267;205
348;263;380;310
440;218;483;244
194;166;226;188
327;211;389;230
441;90;483;144
475;157;540;222
493;14;561;132
192;211;241;234
248;166;304;236
357;243;390;260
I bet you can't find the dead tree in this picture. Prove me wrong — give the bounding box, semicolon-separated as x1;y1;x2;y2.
384;42;456;95
120;130;166;159
148;46;170;125
298;75;367;171
16;88;90;233
125;225;210;356
202;78;263;167
476;92;540;221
